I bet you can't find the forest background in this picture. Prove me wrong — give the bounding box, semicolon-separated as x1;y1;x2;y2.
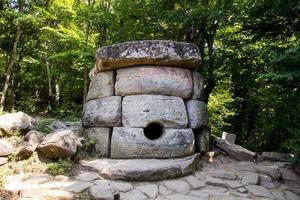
0;0;299;153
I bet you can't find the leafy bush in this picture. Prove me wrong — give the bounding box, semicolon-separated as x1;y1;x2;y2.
36;118;55;133
47;158;73;176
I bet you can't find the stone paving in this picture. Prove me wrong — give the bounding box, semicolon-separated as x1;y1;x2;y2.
3;155;300;200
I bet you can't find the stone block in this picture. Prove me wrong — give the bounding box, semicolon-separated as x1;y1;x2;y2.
186;100;208;128
84;127;111;157
82;96;122;127
86;70;115;101
122;95;188;128
115;66;193;99
195;128;210;153
111;127;194;158
96;40;201;71
191;71;204;100
222;132;236;144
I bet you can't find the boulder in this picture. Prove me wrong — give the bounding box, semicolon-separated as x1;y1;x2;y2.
255;165;281;180
0;138;14;156
191;71;204;100
194;128;210;153
111;127;194;158
115;66;193;99
82;96;122;127
15;141;38;159
86;70;115;101
80;153;200;181
0;112;36;136
212;135;256;161
96;40;201;71
24;130;43;143
186;100;208;128
84;127;111;156
88;65;99;79
122;95;188;128
38;130;82;158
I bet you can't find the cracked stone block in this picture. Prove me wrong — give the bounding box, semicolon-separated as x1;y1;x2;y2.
191;71;204;100
186;100;208;128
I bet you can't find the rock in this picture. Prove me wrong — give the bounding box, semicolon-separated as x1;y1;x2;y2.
212;171;237;180
260;152;291;161
110;181;133;192
51;120;68;130
284;191;300;200
0;112;36;136
241;172;259;185
191;71;204;100
245;185;274;199
84;127;111;156
86;70;115;101
189;190;210;198
63;181;93;193
185;175;206;189
24;130;43;143
221;132;236;144
237;187;247;193
20;189;75;200
212;135;256;161
164;180;191;194
195;128;210;153
15;141;38;159
0;139;14;156
80;153;200;181
259;174;279;189
158;185;173;196
205;177;227;188
279;168;300;182
89;65;99;79
74;172;99;182
88;184;119;200
224;180;243;189
255;165;281;180
111;127;194;158
96;40;201;71
135;184;158;199
186;100;208;128
82;96;122;127
38;130;81;158
115;66;193;99
122;95;188;128
166;194;205;200
120;190;147;200
0;157;8;165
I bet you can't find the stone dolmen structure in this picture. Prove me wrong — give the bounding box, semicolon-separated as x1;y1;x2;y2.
81;40;209;180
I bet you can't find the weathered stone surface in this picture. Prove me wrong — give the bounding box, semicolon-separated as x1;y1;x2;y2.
20;189;75;200
89;65;99;79
225;180;243;189
86;70;115;101
158;185;173;196
260;152;291;161
115;66;193;99
62;181;92;193
241;172;259;185
212;171;237;180
15;141;38;159
245;185;274;199
0;138;14;156
24;130;43;143
96;40;201;71
0;112;36;136
279;168;300;182
88;184;119;200
191;71;204;100
111;127;194;158
185;175;206;189
195;128;210;153
80;154;200;181
222;132;236;144
164;180;191;194
135;184;158;199
110;181;133;192
186;100;208;128
255;165;281;180
0;157;8;166
205;177;227;188
237;187;247;193
38;130;81;158
82;96;122;127
74;172;99;182
84;127;110;156
122;95;188;128
259;174;279;189
212;135;256;161
120;190;147;200
284;191;300;200
166;194;206;200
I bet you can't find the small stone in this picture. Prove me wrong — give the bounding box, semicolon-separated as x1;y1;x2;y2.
15;141;37;159
158;185;173;196
63;181;92;193
135;184;158;199
191;71;204;100
255;165;281;180
284;191;300;200
237;187;247;193
164;180;191;194
75;172;99;182
89;184;119;200
0;157;8;165
24;130;43;143
186;100;208;128
120;190;147;200
213;171;237;180
110;181;133;192
245;185;273;199
241;172;259;185
0;139;14;156
225;180;243;189
206;177;227;188
166;194;206;200
259;174;279;189
185;175;206;189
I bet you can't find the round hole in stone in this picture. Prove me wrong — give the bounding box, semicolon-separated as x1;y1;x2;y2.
144;123;163;140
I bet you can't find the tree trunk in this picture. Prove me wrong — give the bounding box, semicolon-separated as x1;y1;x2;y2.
54;78;60;105
45;52;53;111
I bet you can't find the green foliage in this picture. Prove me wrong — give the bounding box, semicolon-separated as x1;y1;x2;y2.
36;118;55;133
47;158;73;176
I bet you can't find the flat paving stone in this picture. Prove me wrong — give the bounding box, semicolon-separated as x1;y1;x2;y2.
185;175;206;189
62;181;93;193
135;184;158;199
166;193;207;200
225;180;244;189
120;190;147;200
206;177;227;188
164;180;191;194
212;171;237;180
80;154;200;181
110;181;133;192
245;185;274;199
284;190;300;200
158;185;173;196
74;172;99;182
241;172;259;185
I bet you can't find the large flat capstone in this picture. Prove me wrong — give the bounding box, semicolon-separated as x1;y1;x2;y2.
82;96;122;127
96;40;201;71
111;127;195;158
122;95;188;128
115;66;193;99
80;154;200;181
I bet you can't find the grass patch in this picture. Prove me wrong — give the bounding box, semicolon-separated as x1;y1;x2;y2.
47;158;73;176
